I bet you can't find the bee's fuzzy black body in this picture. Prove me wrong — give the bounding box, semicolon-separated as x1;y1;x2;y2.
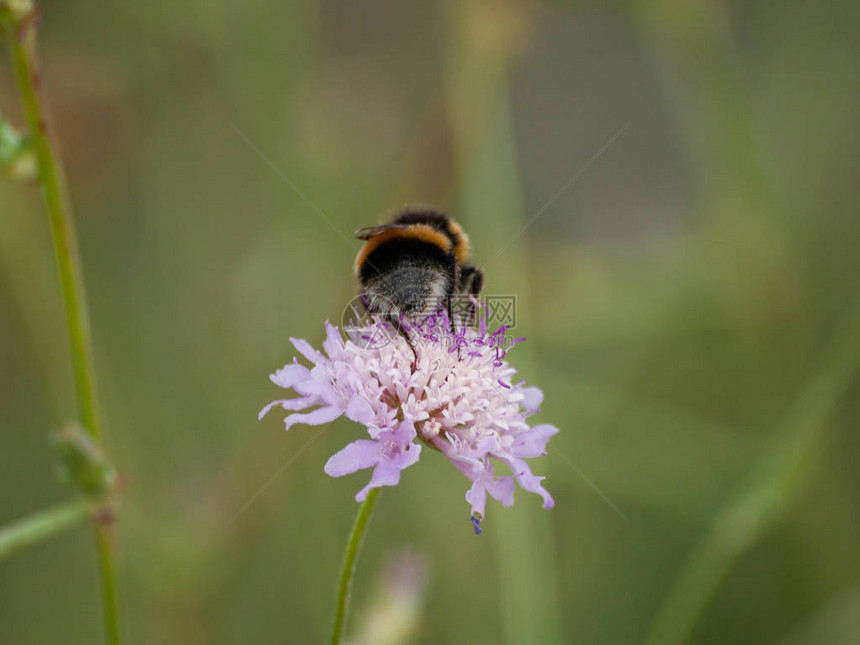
354;207;483;333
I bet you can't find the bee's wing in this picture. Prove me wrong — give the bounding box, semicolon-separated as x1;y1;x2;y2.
355;224;410;240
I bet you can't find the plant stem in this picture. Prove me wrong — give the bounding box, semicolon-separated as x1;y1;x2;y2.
0;499;95;560
8;9;101;441
95;526;121;644
647;296;860;645
330;488;380;645
4;11;122;645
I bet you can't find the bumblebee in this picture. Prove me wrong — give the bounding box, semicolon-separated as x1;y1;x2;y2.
354;206;483;336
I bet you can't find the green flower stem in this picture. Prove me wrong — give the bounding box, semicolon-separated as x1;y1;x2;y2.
0;499;96;560
4;10;121;645
7;9;101;441
330;488;380;645
647;296;860;645
95;524;121;644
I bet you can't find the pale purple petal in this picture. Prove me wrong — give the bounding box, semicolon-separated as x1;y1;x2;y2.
476;436;498;454
512;424;559;458
270;363;312;389
465;462;515;518
258;397;314;420
345;395;375;426
258;400;284;421
279;397;317;411
533;480;554;509
284;405;342;430
369;419;422;471
355;464;401;501
322;322;343;356
289;337;324;363
390;441;421;470
506;457;555;509
324;440;380;477
391;418;417;444
293;377;327;398
366;426;386;440
435;435;481;471
485;474;515;507
465;479;488;518
519;386;544;410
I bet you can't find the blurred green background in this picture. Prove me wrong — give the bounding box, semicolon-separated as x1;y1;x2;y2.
2;0;859;643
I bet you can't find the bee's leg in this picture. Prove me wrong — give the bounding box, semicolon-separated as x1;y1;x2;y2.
459;266;484;326
388;316;418;372
460;265;476;291
467;267;484;296
446;296;462;358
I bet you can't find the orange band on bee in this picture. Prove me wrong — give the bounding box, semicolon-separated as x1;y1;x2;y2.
446;219;471;264
354;224;453;275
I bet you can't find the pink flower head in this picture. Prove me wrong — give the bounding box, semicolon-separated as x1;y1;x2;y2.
260;309;558;533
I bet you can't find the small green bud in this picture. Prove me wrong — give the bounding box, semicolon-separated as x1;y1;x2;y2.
0;115;23;162
0;115;36;180
0;0;32;38
53;423;117;500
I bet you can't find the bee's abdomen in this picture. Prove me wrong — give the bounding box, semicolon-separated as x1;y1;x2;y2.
372;265;445;314
359;238;455;318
